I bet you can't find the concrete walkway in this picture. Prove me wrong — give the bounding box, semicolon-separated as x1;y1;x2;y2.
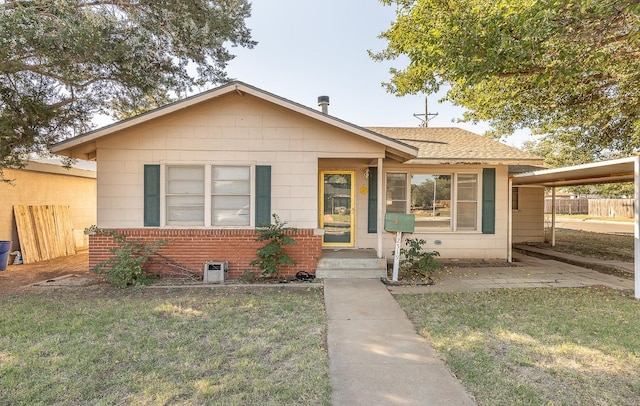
387;252;634;295
324;278;476;406
324;252;635;405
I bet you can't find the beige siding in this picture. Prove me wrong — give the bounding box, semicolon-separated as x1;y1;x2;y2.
0;167;96;251
95;92;385;229
512;186;545;243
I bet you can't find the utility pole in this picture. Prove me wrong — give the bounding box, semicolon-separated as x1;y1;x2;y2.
414;97;439;127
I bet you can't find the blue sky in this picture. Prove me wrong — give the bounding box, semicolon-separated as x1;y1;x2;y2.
225;0;531;148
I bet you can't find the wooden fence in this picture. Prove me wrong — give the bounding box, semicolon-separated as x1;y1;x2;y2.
544;198;634;218
544;198;589;215
13;205;76;264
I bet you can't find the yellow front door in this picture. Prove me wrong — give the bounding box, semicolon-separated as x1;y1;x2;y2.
320;171;355;247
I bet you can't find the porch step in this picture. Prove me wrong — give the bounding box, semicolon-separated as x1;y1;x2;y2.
316;268;387;279
316;256;387;279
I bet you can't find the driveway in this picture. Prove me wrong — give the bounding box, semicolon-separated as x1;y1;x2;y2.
0;252;91;296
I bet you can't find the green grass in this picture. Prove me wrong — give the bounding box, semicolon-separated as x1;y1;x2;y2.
395;287;640;405
0;287;330;405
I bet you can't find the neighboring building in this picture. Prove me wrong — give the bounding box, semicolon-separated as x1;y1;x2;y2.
0;157;97;254
51;81;545;278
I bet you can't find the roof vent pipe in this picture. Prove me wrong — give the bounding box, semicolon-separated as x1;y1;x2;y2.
318;95;330;114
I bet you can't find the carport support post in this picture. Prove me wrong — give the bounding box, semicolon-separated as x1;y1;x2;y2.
634;156;640;299
551;187;556;247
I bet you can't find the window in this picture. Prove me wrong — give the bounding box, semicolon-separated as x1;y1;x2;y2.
165;164;251;227
212;166;250;226
512;187;519;210
410;174;452;229
386;173;407;213
456;174;478;230
166;166;205;226
386;171;482;232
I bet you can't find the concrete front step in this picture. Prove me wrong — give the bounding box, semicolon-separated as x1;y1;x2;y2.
316;257;387;279
316;268;387;279
317;257;386;269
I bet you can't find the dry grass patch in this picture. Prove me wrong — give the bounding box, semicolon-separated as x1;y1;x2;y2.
395;287;640;405
526;228;634;262
0;287;330;405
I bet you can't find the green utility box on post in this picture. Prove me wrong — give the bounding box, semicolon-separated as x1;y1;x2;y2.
384;213;415;233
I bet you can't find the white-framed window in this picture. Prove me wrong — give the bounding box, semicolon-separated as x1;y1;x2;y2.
166;165;205;226
385;171;481;232
386;172;407;213
456;173;478;230
411;174;452;229
164;164;252;227
212;166;250;226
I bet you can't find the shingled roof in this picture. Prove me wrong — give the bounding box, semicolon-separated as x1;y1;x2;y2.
367;127;543;166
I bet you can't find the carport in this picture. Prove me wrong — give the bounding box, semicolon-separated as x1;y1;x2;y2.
510;156;640;299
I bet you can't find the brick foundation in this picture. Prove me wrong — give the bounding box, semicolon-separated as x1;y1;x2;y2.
89;228;323;279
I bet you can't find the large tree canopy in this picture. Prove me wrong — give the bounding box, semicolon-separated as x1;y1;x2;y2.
0;0;254;176
372;0;640;163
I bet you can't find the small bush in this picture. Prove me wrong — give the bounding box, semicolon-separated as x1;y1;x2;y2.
399;237;443;277
91;229;165;288
250;214;296;277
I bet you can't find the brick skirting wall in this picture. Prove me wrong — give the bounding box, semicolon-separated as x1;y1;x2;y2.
89;228;323;279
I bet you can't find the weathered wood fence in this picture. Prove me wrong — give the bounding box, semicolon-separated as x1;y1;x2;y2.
13;205;76;264
544;198;634;218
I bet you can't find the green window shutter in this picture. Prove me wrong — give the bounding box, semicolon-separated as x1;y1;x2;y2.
144;165;160;227
482;168;496;234
255;165;271;226
367;167;378;233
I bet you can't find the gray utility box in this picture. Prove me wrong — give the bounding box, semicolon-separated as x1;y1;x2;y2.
204;261;228;283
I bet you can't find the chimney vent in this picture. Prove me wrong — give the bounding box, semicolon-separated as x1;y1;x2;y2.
318;95;330;114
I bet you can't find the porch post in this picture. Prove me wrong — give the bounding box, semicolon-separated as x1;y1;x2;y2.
377;157;384;258
634;156;640;299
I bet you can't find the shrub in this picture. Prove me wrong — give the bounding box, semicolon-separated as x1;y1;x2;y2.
91;229;165;288
250;214;296;277
399;237;443;277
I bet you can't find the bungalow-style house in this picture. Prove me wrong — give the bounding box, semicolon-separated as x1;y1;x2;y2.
51;81;545;279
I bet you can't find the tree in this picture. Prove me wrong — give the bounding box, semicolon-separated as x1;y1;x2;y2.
0;0;255;179
372;0;640;162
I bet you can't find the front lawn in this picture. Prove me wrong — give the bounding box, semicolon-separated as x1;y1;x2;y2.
395;287;640;405
0;287;330;405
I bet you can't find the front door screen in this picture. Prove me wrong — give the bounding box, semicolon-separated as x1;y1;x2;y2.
322;172;353;245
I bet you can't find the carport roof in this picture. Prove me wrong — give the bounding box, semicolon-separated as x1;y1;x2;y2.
511;156;639;187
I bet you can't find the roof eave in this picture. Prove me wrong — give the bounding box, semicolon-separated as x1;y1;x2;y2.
405;158;545;166
51;81;418;160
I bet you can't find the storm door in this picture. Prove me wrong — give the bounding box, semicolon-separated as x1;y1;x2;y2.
320;171;355;246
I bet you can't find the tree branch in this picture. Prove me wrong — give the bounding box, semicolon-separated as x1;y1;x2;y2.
1;0;141;10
